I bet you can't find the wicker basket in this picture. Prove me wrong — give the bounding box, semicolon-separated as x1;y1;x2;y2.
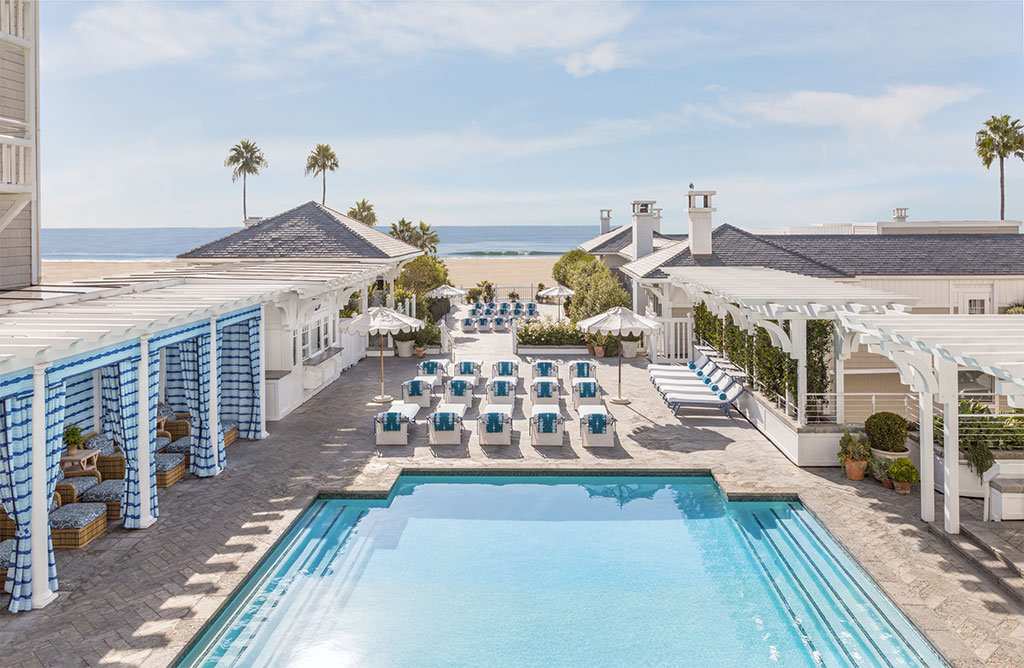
156;461;186;488
223;427;239;447
97;451;126;482
165;417;191;441
0;509;13;541
52;515;106;549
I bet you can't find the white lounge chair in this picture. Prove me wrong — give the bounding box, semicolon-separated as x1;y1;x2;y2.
478;404;514;445
401;378;433;408
492;360;519;380
461;317;477;332
532;360;559;380
444;377;476;407
579;405;615;447
530;405;564;446
485;378;516;405
428;403;468;445
655;371;732;393
452;360;483;385
417;359;446;384
374;402;420;445
571;378;601;409
477;317;492;331
663;383;746;417
568;360;594;381
983;459;1024;521
530;378;559;406
648;353;709;372
492;317;507;331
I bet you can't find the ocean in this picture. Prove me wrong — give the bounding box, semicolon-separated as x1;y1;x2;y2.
40;225;597;261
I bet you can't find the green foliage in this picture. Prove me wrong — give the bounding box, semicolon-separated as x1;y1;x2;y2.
467;287;483;303
566;260;630;323
976;114;1024;219
476;280;496;303
304;143;339;205
508;291;520;301
427;298;450;324
415;323;441;347
837;428;870;467
536;282;546;297
1007;305;1024;315
392;329;417;342
934;400;1024;477
591;333;619;356
552;249;598;289
338;307;358;319
63;424;84;448
864;411;909;452
389;219;439;254
397;255;449;295
224;139;267;182
887;457;920;483
393;287;429;324
347;198;377;226
517;318;586;346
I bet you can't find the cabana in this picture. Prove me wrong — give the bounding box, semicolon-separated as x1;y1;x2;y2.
0;260;388;612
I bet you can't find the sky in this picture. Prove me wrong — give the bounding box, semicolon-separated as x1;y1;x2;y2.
39;1;1024;233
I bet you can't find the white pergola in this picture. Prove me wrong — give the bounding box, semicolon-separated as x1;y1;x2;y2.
838;312;1024;533
664;267;917;425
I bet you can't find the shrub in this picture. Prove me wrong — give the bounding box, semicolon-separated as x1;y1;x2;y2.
536;282;546;298
517;318;586;346
1008;305;1024;315
567;260;630;323
415;323;441;347
508;291;520;301
393;329;417;342
552;249;597;290
887;457;920;483
476;280;495;303
427;297;450;323
397;255;449;295
864;411;908;452
837;428;870;467
467;287;482;303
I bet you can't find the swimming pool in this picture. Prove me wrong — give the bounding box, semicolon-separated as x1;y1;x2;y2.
177;475;948;667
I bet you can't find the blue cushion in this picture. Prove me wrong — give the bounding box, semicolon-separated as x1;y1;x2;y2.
457;361;476;375
703;376;711;385
464;318;474;325
492;380;511;396
60;475;99;498
157;403;177;419
578;382;597;398
432;412;456;431
710;384;720;393
379;412;403;432
536;413;558;434
574;362;590;378
162;436;191;454
80;479;124;503
155;436;170;450
588;413;608;434
85;434;117;456
449;380;469;396
421;361;440;375
155;453;185;472
688;361;696;370
0;538;14;570
484;412;504;433
536;362;554;377
221;419;239;433
718;391;728;401
496;361;516;376
49;503;106;530
406;380;424;397
49;496;59;513
535;382;554;398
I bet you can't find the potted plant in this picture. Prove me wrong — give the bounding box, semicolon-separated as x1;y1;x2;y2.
585;334;596;356
508;291;520;302
467;287;482;304
887;457;920;495
393;329;417;358
620;333;641;358
837;428;871;481
63;424;84;455
536;282;546;302
864;411;910;482
593;333;609;358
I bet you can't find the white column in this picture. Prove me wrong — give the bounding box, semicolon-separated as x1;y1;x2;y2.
258;306;268;439
919;391;935;523
30;363;57;608
209;318;221;472
359;285;368;312
158;347;167;403
791;319;807;426
91;369;102;434
835;356;846;424
935;356;959;534
135;336;156;528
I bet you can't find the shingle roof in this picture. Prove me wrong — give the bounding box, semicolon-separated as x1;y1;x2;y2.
762;233;1024;276
580;226;687;256
624;224;847;279
178;201;422;260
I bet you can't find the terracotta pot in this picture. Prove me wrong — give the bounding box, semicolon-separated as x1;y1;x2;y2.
844;459;868;481
594;346;605;358
66;442;78;455
882;478;895;490
415;347;426;359
587;343;596;355
894;480;912;495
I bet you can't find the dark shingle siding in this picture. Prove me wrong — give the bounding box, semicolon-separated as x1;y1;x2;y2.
588;228;687;255
179;201;420;259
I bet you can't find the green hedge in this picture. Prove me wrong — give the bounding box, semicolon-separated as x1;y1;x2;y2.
517;318;587;346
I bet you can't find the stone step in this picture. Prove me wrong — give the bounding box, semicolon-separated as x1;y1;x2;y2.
960;520;1024;579
927;524;1024;609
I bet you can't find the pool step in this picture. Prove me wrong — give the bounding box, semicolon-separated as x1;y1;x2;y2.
927;523;1024;609
960;520;1024;579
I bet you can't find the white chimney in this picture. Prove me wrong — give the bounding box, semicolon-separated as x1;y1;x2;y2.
892;207;908;223
600;209;611;235
629;200;660;259
687;188;716;257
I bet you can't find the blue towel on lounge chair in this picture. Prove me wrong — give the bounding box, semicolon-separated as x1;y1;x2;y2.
484;412;504;433
496;361;516;376
578;381;597;398
479;318;490;327
421;361;439;375
492;380;511;396
536;413;558;434
588;412;608;434
463;318;474;326
406;380;424;397
574;362;591;378
475;302;484;309
495;317;505;326
487;302;496;309
450;379;469;396
380;412;402;432
432;412;456;431
457;361;475;375
536;361;554;377
535;382;554;398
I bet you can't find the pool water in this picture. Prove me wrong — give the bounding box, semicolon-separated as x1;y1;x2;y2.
178;476;948;667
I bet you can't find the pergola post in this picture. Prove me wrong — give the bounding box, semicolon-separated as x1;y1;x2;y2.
30;362;57;608
791;318;807;426
257;304;268;439
136;335;156;529
935;355;959;534
208;317;221;472
919;391;935;523
834;336;846;425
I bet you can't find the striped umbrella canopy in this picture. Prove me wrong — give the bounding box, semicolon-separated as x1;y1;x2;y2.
345;307;425;402
576;306;661;405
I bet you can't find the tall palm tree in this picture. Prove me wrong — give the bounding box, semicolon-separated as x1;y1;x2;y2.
304;143;339;205
976;114;1024;220
348;199;377;226
224;139;268;220
416;221;440;255
389;218;415;243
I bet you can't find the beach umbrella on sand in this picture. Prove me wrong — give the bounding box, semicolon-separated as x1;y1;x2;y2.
425;285;466;299
537;284;574;320
576;306;660;405
345;306;425;403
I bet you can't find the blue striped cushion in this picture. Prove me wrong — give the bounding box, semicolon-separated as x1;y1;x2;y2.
492;381;511;396
535;382;554;398
496;362;516;376
450;380;469;396
484;412;504;433
421;361;440;375
380;412;402;432
432;412;456;431
574;362;590;378
406;380;424;397
536;362;554;376
578;382;597;398
588;413;608;434
457;362;475;375
536;413;558;433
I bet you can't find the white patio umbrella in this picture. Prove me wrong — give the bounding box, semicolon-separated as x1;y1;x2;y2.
425;284;466;299
537;284;574;320
345;306;425;403
576;306;661;405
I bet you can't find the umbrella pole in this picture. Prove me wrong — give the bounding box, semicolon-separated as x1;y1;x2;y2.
609;331;630;405
373;331;392;403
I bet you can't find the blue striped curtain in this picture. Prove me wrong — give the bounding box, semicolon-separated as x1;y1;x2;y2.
218;324;252;439
108;360;145;527
191;335;225;477
0;394;35;612
99;366;123;443
43;380;65;590
163;344;189;415
245;318;261;439
145;350;160;520
178;339;201;470
63;371;94;433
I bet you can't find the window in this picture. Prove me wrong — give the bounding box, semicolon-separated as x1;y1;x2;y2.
292;331;298;366
967;298;986;315
301;326;310;360
298;315;334;362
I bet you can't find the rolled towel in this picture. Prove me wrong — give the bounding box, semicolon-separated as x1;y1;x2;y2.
688;361;696;370
718;391;728;401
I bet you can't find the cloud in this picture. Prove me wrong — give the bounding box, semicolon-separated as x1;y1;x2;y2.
563;42;634;77
728;84;982;134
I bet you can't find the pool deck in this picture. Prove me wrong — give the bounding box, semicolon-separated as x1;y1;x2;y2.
1;305;1022;667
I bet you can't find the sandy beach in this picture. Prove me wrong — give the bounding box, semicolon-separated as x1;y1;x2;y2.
41;257;557;289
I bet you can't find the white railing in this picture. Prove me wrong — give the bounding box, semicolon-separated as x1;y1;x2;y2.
510;318;519;354
935;410;1024;449
646;310;692;361
805;392;920;425
439;321;453;355
0;0;29;42
0;137;30;187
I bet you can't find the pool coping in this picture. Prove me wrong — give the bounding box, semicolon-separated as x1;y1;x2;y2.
171;467;964;668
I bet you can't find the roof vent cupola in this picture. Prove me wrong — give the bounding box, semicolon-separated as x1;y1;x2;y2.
600;209;612;235
687;187;716;257
892;207;908;223
629;200;660;260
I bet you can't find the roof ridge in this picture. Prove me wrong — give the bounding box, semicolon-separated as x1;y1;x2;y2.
176;201;319;257
317;202;422;255
717;223;852;277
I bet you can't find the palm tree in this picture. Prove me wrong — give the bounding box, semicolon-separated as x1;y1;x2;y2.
416;221;440;255
976;114;1024;220
348;199;377;226
304;143;339;205
224;140;268;220
389;218;415;244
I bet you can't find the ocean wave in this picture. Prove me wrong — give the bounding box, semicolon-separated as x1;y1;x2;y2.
447;250;562;257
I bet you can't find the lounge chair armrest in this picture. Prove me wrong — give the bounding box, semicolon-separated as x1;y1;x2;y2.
63;469;102;482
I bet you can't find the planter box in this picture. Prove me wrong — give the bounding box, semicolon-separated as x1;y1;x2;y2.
516;345;590;355
905;440;1024;498
735;390;845;467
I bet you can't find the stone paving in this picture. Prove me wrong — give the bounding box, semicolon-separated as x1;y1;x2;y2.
0;304;1022;667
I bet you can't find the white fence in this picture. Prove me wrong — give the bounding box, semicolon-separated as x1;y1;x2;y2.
646;312;693;361
0;138;30;187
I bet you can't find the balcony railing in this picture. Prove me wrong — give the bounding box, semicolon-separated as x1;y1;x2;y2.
0;137;31;187
0;0;28;42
